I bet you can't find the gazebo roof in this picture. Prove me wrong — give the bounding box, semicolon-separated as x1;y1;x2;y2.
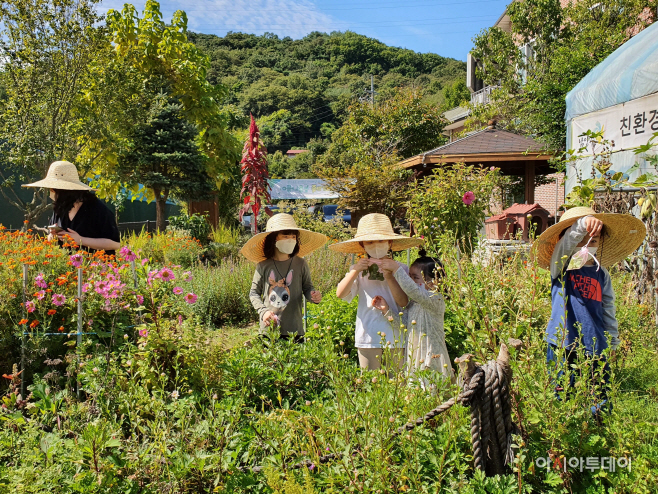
397;126;553;175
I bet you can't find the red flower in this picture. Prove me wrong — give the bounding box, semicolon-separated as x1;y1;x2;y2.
47;309;57;316
18;319;28;325
29;320;39;329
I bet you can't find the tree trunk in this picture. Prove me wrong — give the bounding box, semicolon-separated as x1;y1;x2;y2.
154;188;169;232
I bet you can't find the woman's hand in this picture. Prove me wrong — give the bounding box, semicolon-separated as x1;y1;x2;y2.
58;228;83;246
310;290;322;303
371;258;399;275
262;311;279;326
371;295;389;314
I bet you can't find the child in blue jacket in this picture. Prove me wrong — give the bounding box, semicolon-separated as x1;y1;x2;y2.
535;207;645;417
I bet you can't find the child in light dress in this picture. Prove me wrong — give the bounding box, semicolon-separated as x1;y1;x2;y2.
372;250;454;387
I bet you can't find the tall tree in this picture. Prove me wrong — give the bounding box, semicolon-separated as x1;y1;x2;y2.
92;0;240;196
470;0;655;150
0;0;105;224
117;101;213;232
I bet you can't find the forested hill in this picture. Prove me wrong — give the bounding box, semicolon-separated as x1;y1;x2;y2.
188;31;466;152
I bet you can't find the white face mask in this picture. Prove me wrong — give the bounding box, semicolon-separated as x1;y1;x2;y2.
275;239;296;255
364;242;390;259
587;246;598;255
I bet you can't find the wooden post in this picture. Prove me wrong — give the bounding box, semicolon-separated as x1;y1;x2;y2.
524;161;535;205
77;267;83;400
21;264;28;398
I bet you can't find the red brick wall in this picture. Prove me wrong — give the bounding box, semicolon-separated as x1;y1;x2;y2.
534;172;564;218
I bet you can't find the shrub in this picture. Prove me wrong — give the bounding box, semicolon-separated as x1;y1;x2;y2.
306;292;358;358
124;230;203;267
189;257;257;327
167;211;212;244
407;163;501;255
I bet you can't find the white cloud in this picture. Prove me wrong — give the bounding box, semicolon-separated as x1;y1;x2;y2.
99;0;338;39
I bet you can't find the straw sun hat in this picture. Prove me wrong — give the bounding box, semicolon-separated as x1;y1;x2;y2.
329;213;423;254
22;161;95;191
534;206;646;269
240;213;328;263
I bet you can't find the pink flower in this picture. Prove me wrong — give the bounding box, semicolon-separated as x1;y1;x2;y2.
82;283;90;293
25;301;35;313
184;293;198;304
141;258;149;266
119;246;138;262
182;271;193;282
462;191;475;205
70;253;83;268
52;293;66;306
136;294;144;305
178;315;183;326
173;286;183;295
36;290;45;301
139;328;148;338
35;273;47;289
157;268;175;282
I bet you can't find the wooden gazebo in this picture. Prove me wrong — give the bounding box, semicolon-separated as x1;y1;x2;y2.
397;122;554;204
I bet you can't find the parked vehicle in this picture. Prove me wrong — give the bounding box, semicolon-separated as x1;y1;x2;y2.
322;204;351;225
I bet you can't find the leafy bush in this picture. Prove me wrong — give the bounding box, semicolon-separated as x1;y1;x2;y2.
189;257;257;327
124;229;203;267
167;211;212;244
407;163;501;254
306;292;358;358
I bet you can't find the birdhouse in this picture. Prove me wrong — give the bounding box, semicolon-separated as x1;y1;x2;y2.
485;203;550;241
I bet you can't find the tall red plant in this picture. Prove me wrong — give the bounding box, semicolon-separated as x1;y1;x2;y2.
239;115;270;233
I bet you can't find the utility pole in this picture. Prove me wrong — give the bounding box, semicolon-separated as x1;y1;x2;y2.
364;75;378;107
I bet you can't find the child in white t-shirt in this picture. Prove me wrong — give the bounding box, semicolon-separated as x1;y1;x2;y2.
331;213;422;371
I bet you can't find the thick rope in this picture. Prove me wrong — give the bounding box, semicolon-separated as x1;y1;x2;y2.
238;350;518;476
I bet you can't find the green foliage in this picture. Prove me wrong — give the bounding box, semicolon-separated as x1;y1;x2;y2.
407;163;501;254
105;0;240;187
306;292;358;359
0;0;106;223
118;100;214;231
470;0;654;150
124;230;203;268
190;31;465;154
168;211;212;245
443;80;471;110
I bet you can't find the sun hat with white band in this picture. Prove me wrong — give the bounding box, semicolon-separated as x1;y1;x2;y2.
534;206;646;269
240;213;328;263
329;213;423;254
22;161;95;191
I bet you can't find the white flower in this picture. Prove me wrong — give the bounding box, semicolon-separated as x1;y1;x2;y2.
171;390;179;400
123;334;128;339
306;401;311;406
212;394;218;400
92;367;99;373
411;320;417;325
372;377;378;384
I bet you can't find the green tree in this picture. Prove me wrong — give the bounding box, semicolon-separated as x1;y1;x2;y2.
117;101;213;232
443;80;471;110
102;1;240;192
470;0;655;150
0;0;105;224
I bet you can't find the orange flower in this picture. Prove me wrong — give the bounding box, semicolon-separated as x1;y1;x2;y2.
18;319;28;325
58;326;64;332
29;320;39;328
47;309;56;315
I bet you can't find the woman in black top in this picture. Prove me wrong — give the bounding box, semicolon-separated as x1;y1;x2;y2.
23;161;121;254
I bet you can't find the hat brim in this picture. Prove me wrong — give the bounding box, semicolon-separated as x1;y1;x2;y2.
534;213;646;269
329;233;423;254
22;178;96;191
240;228;328;263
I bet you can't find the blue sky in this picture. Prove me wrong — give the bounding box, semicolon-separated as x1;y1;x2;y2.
100;0;511;61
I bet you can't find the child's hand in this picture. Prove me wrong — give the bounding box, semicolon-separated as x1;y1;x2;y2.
353;258;370;272
371;295;389;314
262;311;278;326
584;216;603;237
371;258;399;274
310;290;322;303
